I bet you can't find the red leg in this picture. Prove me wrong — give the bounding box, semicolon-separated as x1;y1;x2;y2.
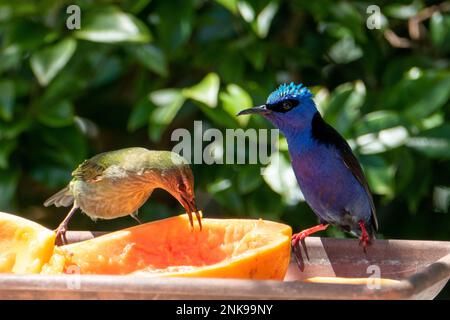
358;220;370;252
292;223;329;247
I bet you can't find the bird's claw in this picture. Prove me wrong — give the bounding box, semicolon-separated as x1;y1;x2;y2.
55;225;68;246
291;231;307;247
358;220;370;253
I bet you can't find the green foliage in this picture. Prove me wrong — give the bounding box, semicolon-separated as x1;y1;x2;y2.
0;0;449;244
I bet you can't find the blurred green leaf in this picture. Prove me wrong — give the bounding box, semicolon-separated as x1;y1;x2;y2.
37;100;74;127
323;81;365;135
214;0;238;14
328;36;363;64
30;38;77;86
182;73;220;107
407;124;450;159
0;139;16;169
0;169;20;210
74;8;152;43
354;111;404;136
3;20;56;51
220;84;252;126
253;2;278;38
128;44;168;76
237;165;262;194
0;80;15;121
148;89;185;141
385;70;450;119
430;12;450;52
361;155;395;197
384;2;422;19
128;97;153;132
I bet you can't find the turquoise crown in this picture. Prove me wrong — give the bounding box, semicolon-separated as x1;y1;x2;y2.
266;82;313;105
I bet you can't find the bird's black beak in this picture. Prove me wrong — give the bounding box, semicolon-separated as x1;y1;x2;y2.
179;194;202;231
237;104;268;116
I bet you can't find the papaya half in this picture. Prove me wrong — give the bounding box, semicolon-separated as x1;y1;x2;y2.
42;214;292;280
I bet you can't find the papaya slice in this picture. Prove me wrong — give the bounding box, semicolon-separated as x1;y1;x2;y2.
43;214;292;280
0;212;55;273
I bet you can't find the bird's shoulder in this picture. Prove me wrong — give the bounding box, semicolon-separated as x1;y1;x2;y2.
71;148;147;181
310;112;378;231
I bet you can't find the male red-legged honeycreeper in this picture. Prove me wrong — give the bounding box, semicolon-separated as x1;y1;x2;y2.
238;83;378;252
44;147;201;244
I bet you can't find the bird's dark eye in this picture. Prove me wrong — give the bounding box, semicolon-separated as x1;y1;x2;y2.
282;101;292;110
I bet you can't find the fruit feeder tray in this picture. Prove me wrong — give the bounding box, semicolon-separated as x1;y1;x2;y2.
0;234;449;300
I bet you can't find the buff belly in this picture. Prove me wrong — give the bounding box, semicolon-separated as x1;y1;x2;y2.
70;178;153;220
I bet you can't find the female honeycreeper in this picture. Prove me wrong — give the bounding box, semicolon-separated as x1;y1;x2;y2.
44;147;201;244
238;83;378;253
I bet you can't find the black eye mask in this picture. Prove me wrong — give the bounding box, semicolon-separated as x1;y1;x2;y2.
266;98;299;113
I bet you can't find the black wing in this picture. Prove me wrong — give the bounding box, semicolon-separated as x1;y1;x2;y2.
311;112;378;231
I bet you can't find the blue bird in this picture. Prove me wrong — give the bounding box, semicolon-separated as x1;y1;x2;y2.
237;83;378;252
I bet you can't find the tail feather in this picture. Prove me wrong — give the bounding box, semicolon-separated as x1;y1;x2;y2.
44;186;74;207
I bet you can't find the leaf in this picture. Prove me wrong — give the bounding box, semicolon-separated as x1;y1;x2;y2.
328;36;363;64
407;124;450;159
220;84;252;126
384;2;422;19
148;89;186;141
237;1;255;22
182;73;220;107
360;155;395;197
30;38;77;86
237;165;262;194
0;169;20;210
37;100;74;127
128;44;168;76
356;126;409;155
0;139;17;169
384;70;450;119
262;152;304;205
74;8;151;43
127;98;153;132
214;0;238;14
354;111;404;136
430;12;450;52
0;80;15;121
323;81;365;135
253;2;278;38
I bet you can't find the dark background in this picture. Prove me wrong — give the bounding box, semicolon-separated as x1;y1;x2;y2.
0;0;449;297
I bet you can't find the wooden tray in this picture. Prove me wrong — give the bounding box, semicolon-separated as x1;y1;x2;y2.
1;234;449;300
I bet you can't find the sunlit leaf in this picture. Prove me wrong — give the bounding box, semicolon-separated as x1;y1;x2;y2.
407;124;450;159
182;73;220;107
220;84;252;126
148;89;185;141
254;2;278;38
74;8;151;43
30;38;77;86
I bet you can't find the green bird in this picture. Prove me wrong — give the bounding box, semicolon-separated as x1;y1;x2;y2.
44;147;201;244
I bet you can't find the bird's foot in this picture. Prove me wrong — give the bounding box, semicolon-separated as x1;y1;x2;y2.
291;223;329;247
54;224;68;246
358;220;370;253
